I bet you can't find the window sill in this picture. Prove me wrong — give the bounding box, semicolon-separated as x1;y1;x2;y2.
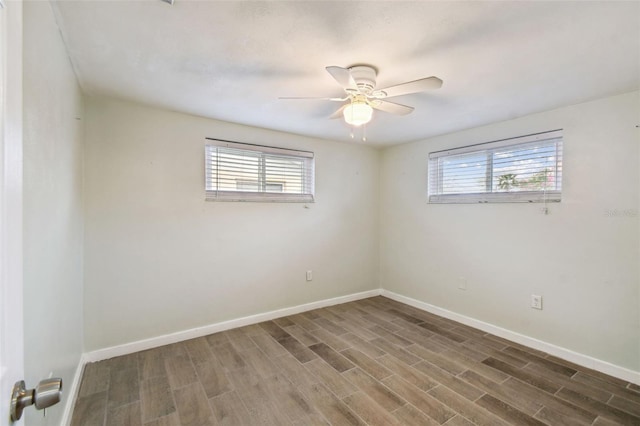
205;191;314;203
428;191;561;204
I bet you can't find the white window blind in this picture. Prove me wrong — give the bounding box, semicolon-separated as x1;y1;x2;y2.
205;139;315;202
428;130;563;203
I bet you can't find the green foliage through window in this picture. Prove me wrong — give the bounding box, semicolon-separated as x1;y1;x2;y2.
428;130;562;203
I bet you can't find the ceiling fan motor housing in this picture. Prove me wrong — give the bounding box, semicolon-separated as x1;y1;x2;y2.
349;65;377;94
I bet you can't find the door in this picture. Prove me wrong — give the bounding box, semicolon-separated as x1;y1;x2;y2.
0;0;25;424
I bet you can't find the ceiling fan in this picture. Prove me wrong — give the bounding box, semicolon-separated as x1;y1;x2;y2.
281;65;443;127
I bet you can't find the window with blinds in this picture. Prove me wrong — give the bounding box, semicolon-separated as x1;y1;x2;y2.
428;130;563;203
205;139;315;202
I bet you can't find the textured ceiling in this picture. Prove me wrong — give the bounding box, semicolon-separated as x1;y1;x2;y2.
52;0;640;147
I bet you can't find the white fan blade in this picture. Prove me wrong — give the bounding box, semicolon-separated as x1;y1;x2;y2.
326;66;358;91
279;96;346;101
329;104;348;119
375;77;442;98
370;99;414;115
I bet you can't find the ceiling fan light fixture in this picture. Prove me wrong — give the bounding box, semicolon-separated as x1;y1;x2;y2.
343;102;373;127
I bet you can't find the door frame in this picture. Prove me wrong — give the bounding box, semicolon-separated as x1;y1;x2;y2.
0;0;24;423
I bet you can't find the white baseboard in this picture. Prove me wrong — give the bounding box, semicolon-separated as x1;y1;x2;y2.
80;287;638;386
60;353;87;426
381;289;640;385
84;289;382;363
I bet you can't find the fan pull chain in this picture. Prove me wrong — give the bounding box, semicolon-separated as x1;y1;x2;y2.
362;124;367;142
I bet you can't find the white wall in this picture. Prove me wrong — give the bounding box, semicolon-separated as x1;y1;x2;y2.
380;91;640;372
83;98;380;351
23;1;85;424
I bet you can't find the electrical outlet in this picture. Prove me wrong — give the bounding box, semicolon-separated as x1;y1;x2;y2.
306;270;313;281
531;294;543;310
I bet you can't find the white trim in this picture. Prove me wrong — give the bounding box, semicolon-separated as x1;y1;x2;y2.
0;1;24;423
80;287;639;388
428;129;563;158
428;132;563;205
428;190;561;204
205;143;315;203
84;289;382;363
206;191;314;203
60;354;87;426
381;290;640;385
206;139;314;158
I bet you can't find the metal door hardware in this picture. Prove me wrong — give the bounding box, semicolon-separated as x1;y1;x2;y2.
10;377;63;421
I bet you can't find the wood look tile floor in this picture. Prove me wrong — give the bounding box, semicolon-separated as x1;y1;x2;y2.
70;297;640;426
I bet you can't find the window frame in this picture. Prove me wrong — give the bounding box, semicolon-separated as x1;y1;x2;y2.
205;139;315;203
428;130;563;204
